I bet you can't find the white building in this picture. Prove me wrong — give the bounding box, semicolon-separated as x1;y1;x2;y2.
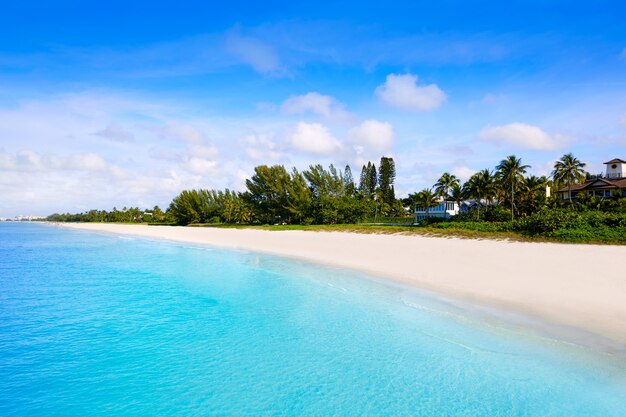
414;198;460;223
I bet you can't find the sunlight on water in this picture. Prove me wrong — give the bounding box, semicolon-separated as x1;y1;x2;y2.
1;223;625;416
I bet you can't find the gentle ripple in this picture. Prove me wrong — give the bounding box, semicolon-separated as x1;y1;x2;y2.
0;223;625;416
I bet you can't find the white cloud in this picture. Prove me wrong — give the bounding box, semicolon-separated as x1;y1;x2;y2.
288;122;341;155
281;92;354;123
375;73;447;111
348;120;394;153
94;123;135;142
452;165;476;181
0;92;258;216
66;153;108;171
164;123;206;144
0;150;107;172
183;157;219;176
479;122;559;150
241;134;281;161
225;28;283;74
188;145;218;159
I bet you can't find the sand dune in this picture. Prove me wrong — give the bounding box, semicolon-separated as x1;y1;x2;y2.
58;223;626;350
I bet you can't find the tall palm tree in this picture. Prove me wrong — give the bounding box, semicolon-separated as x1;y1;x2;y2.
448;182;466;215
497;155;530;220
519;175;548;215
551;153;587;207
464;169;495;220
416;188;440;220
434;172;460;198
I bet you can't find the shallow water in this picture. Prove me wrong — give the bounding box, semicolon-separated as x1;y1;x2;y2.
1;223;624;416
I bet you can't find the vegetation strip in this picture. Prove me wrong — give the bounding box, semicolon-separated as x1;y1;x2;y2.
47;153;626;244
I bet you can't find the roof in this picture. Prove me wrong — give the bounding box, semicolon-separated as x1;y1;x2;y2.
558;178;626;193
604;158;626;164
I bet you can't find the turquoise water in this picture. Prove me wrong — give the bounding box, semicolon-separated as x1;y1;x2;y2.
0;223;624;416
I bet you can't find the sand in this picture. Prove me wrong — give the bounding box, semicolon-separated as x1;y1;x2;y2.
58;223;626;350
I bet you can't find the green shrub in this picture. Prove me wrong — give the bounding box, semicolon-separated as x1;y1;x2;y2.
483;205;512;222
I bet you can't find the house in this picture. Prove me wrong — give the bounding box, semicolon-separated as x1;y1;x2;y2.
559;158;626;200
415;198;460;223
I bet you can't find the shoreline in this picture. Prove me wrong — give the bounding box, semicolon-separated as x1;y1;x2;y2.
54;223;626;353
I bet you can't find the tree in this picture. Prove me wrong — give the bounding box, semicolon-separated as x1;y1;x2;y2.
168;189;216;225
434;172;460;199
358;164;368;195
551;153;587;207
448;182;466;214
245;165;292;223
378;157;396;204
285;168;312;224
497;155;530;220
365;162;377;196
464;169;495;220
518;175;548;215
415;188;439;219
344;165;356;196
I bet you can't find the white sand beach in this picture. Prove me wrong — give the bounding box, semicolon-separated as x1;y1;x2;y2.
59;223;626;350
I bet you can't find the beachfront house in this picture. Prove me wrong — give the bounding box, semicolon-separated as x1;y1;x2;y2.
558;158;626;201
415;198;460;223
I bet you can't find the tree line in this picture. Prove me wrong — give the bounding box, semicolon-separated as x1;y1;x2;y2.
409;153;606;221
48;157;405;225
47;152;625;240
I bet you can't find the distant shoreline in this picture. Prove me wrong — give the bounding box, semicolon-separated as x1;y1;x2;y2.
55;222;626;354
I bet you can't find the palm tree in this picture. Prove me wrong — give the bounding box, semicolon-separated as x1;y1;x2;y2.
464;169;495;220
551;153;587;207
416;188;440;220
448;182;466;215
497;155;530;220
434;172;460;199
519;175;547;215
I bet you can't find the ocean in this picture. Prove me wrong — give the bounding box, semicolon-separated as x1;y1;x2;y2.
1;222;624;416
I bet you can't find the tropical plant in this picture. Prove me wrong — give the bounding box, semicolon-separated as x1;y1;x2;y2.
496;155;530;220
378;156;396;205
518;175;548;215
434;172;460;198
415;188;440;219
551;153;587;207
464;169;495;219
448;182;466;214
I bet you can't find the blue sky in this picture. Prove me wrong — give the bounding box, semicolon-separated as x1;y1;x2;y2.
1;1;626;216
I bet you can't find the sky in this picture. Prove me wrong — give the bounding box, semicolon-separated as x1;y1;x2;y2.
1;1;626;217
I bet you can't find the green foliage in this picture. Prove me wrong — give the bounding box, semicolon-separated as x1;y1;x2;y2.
463;169;496;219
378;156;396;206
46;151;626;244
414;188;439;218
482;205;512;222
435;172;460;198
509;209;626;242
168;189;251;225
496;155;530;220
47;206;170;224
344;165;356;196
245;165;292;223
359;162;377;197
432;221;509;233
551;153;587;206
